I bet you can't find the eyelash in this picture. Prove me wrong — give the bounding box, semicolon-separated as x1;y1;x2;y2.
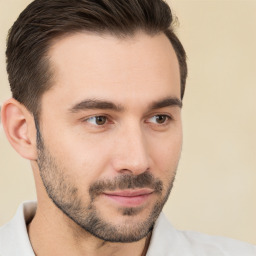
85;115;112;126
146;114;173;126
83;114;173;128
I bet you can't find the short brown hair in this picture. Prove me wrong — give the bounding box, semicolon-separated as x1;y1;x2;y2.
6;0;187;116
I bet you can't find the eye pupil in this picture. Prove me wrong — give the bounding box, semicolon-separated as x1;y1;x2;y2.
156;115;166;124
95;116;106;125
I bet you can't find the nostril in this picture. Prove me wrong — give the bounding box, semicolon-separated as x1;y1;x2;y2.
116;165;150;176
118;169;134;175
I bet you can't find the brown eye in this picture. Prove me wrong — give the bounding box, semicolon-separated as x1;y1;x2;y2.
155;115;167;124
147;115;170;125
86;116;107;125
95;116;107;125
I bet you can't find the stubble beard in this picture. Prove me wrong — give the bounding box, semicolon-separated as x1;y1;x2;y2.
35;124;177;242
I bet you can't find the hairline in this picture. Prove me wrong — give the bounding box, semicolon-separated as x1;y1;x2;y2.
34;29;182;120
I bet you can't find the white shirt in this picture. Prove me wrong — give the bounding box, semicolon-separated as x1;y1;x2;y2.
0;201;255;255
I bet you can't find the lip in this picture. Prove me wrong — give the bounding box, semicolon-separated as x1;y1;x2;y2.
103;189;154;207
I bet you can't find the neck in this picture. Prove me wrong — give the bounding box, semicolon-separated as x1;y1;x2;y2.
27;203;151;256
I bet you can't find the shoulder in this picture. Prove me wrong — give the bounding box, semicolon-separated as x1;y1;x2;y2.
0;201;36;256
179;229;256;256
147;213;256;256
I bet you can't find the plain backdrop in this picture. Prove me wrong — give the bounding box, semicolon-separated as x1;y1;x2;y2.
0;0;255;245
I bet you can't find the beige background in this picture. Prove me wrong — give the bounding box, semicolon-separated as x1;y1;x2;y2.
0;0;255;245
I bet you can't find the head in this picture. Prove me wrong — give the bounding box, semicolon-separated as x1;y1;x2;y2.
6;0;187;118
4;0;187;243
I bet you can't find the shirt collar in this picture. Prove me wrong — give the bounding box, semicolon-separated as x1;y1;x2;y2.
0;201;37;256
0;201;177;256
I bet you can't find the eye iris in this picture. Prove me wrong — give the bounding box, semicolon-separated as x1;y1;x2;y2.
96;116;106;125
156;115;166;124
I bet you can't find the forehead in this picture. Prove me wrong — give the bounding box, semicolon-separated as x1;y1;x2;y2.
43;31;180;108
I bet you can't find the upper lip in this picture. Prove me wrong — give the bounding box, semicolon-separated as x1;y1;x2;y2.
103;188;154;197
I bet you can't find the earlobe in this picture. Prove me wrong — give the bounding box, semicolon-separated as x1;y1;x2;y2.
1;98;38;160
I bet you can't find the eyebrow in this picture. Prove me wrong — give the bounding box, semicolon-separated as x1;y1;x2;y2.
69;97;182;113
69;99;124;113
150;97;183;109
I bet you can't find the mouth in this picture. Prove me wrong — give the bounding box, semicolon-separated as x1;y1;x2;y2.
102;188;154;207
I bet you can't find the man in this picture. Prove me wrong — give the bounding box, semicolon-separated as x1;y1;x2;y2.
0;0;255;255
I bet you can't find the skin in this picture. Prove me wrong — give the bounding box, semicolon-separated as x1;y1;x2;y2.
2;31;182;256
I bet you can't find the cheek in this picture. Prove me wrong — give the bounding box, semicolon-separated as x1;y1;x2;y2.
42;126;114;184
150;128;182;160
148;130;182;178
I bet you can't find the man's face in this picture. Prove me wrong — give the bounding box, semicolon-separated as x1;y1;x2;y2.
36;32;182;242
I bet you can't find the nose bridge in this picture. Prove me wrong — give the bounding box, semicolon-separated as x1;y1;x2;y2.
113;121;150;175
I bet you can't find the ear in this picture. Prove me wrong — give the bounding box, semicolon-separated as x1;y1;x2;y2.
1;98;38;160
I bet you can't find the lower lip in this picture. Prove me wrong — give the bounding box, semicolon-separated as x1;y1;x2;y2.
103;193;152;207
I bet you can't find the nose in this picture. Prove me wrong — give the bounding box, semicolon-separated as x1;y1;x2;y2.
112;123;150;175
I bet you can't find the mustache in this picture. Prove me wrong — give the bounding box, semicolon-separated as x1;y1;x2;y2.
89;172;163;199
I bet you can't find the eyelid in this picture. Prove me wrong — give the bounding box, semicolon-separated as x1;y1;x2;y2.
145;114;174;125
80;113;174;128
146;113;174;120
82;114;113;126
